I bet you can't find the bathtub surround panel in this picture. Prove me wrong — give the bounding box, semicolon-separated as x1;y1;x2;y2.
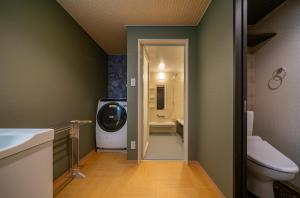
108;55;127;98
149;72;184;123
0;142;53;198
196;0;234;197
249;0;300;187
0;0;107;179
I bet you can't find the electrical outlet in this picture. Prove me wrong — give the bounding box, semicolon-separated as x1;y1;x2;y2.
130;141;136;149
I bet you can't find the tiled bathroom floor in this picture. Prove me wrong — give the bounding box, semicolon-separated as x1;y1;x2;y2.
144;133;184;160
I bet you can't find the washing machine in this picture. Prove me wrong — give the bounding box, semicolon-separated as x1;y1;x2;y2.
96;98;127;150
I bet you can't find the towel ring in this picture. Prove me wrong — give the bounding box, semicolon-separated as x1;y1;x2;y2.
272;67;286;79
268;67;287;90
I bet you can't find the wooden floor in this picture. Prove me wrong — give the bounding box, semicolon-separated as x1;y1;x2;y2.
55;152;222;198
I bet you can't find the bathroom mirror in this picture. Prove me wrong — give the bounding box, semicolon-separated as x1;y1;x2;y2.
156;85;166;110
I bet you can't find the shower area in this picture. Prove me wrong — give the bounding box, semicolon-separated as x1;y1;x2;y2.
142;45;184;160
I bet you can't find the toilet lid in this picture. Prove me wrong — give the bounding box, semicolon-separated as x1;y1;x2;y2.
247;136;262;141
247;140;299;173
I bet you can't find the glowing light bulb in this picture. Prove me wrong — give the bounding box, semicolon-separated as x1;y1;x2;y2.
158;72;166;80
158;63;165;71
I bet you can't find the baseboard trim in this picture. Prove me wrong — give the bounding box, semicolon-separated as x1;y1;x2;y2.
97;149;127;153
189;160;225;198
53;150;95;195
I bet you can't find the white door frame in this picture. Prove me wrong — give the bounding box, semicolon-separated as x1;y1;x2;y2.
137;39;189;162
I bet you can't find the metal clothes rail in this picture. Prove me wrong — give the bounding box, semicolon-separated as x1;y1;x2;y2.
53;120;92;196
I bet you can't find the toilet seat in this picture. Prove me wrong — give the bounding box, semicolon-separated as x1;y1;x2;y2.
247;136;262;141
247;140;299;174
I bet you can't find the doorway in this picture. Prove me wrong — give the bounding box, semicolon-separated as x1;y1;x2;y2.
137;39;188;162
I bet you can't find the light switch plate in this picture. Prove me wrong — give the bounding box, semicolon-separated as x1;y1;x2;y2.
130;141;136;149
130;78;136;87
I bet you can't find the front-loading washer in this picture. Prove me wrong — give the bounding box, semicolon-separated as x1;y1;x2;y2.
96;98;127;150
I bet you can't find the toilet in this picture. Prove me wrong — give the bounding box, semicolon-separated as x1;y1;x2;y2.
247;111;299;198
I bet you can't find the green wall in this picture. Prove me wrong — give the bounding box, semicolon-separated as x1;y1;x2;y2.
126;26;198;160
196;1;234;197
0;0;107;179
127;1;234;197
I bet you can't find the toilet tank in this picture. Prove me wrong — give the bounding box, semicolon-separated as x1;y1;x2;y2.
247;111;254;136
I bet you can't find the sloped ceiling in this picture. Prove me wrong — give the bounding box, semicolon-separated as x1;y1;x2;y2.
57;0;211;54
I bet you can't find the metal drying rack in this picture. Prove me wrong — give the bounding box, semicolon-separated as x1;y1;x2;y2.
69;120;92;179
53;120;92;195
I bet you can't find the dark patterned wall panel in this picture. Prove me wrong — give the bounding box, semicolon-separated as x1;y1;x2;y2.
108;55;127;98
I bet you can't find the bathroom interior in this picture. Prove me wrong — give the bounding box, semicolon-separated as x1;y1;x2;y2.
246;0;300;197
1;0;285;197
142;46;184;160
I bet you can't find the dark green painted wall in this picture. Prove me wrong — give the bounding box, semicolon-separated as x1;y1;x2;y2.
127;2;234;196
196;1;234;197
0;0;107;179
126;26;198;160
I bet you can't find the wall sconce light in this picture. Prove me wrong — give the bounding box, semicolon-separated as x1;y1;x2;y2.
158;72;166;80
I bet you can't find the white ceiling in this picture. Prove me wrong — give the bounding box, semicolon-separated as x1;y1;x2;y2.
145;46;184;73
57;0;211;54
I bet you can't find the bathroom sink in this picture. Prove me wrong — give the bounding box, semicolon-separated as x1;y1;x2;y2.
0;129;54;159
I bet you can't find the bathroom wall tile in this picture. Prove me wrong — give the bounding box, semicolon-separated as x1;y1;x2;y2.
148;72;184;122
108;55;127;98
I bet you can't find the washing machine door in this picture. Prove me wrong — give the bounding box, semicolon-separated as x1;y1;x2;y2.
97;102;127;132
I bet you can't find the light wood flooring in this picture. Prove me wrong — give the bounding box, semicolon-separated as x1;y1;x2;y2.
55;152;223;198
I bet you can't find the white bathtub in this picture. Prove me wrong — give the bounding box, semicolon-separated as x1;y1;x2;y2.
149;121;176;133
0;129;54;198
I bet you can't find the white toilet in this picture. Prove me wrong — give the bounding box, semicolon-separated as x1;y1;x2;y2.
247;111;299;198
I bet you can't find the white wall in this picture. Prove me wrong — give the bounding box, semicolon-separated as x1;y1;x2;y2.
247;54;255;110
249;0;300;187
143;51;149;156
